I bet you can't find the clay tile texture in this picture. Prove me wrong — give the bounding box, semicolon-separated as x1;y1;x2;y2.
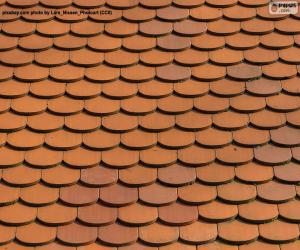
0;0;300;249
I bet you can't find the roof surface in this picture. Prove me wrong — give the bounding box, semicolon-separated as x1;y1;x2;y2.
0;0;300;249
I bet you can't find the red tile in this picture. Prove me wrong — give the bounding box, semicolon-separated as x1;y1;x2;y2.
178;145;215;166
254;144;292;165
42;165;80;187
139;223;179;246
140;50;174;66
238;200;278;223
2;20;35;37
102;113;138;132
159;202;198;225
139;113;175;132
180;221;217;244
242;18;274;35
178;183;217;205
122;35;156;52
37;203;76;226
274;163;300;184
216;145;253;165
259;220;299;243
235;163;273;184
192;34;225;50
100;183;137;206
60;184;99;206
139;183;177;206
176;112;211;131
63;147;101;169
7;129;44;150
194;95;229;113
30;80;65;99
101;147;139;168
48;96;84;115
260;33;294;49
158;129;194;149
217;181;256;204
57;223;97;246
121;130;157;150
250;110;286;129
218;220;258;244
25;147;63;168
196;128;232;148
78;203;117;226
139;0;172;8
123;7;155;22
140;20;172;36
2;165;41;187
16;222;56;246
65;113;100;132
157;6;189;21
119;165;156;187
233;127;269;147
0;147;24;167
27;112;64;132
226;33;259;50
198;201;238;222
0;203;36;225
20;184;58;206
213;111;249;130
246;78;281;96
196;163;235;185
257;181;296;203
208;20;240;35
266;94;300;112
140;146;177;167
81;166;118;187
192;64;226;81
190;5;222;21
98;223;138;246
11;96;47;115
118;203;158;225
45;130;82;150
83;130;119;150
174;20;207;36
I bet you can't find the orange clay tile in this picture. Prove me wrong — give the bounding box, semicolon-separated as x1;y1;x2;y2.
65;113;100;132
82;130;119;150
0;112;26;132
194;95;229;113
198;201;238;222
282;77;300;95
208;20;240;36
175;80;208;98
0;147;24;167
239;200;278;223
25;147;63;168
139;223;179;246
87;34;121;52
176;111;211;131
2;165;40;186
35;48;68;67
157;6;188;21
192;34;225;50
30;80;65;99
278;200;300;222
178;145;215;166
54;35;86;50
66;81;101;99
140;146;177;167
257;181;296;203
0;202;36;225
259;220;299;243
180;221;217;244
196;163;235;185
246;78;281;96
178;183;216;205
18;34;52;51
20;183;58;206
175;49;209;66
190;5;222;21
36;20;70;37
160;202;195;226
78;203;117;226
196;128;232;148
16;222;56;245
250;110;286;129
157;34;190;52
235;162;273;184
121;65;155;82
244;47;278;65
139;183;177;206
192;64;226;81
230;95;266;113
271;126;300;147
1;49;33;66
57;223;97;246
98;223;138;246
158;164;196;186
122;35;156;52
140;50;173;66
266;94;300;112
101;147;139;168
37;203;76;226
42;165;80;186
121;130;157;150
119;165;157;186
100;183;138;206
23;111;56;132
2;20;35;37
48;96;84;115
260;33;294;49
213;111;249;130
139;112;175;132
255;144;292;166
209;48;243;66
45;130;82;150
139;20;173;36
233;127;269;147
226;33;259;50
118;203;157;226
275;163;300;184
63;147;101;168
80;166;118;187
60;184;99;206
241;18;274;34
7;129;44;150
123;7;155;22
218;220;258;244
0;80;29;98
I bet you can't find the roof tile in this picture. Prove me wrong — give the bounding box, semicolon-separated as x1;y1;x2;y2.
0;203;36;226
80;166;118;187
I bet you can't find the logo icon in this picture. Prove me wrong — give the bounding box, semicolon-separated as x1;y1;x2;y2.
269;1;298;14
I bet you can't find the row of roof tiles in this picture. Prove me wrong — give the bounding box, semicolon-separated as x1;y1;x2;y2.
0;180;299;205
0;19;299;37
1;162;300;186
0;0;288;9
0;78;299;98
2;47;300;67
0;219;300;246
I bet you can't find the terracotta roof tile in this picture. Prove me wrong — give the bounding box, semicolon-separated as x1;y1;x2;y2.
0;2;300;249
